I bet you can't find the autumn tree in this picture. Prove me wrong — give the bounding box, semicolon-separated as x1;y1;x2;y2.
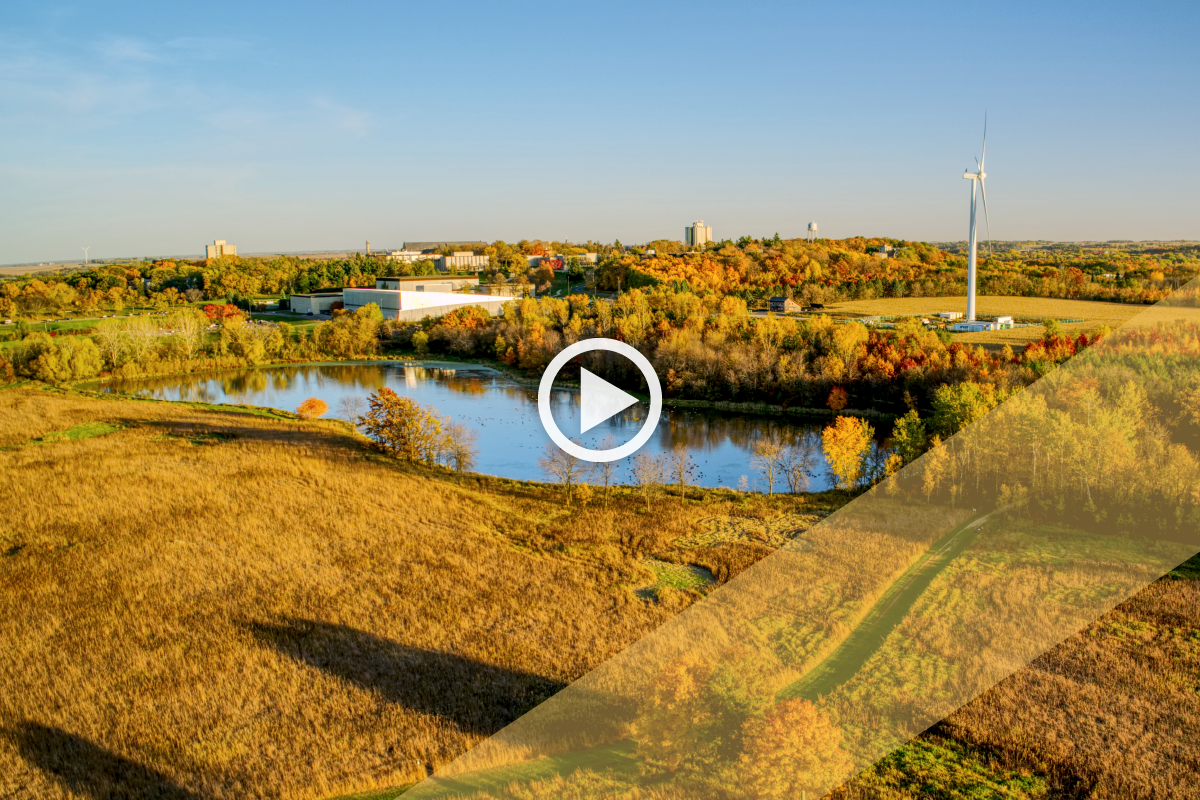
634;648;777;782
337;396;365;425
361;387;444;463
442;422;478;474
27;336;103;384
822;416;875;489
737;699;854;799
827;386;848;411
203;303;242;321
750;436;783;494
317;304;382;358
931;381;998;436
167;308;208;361
921;434;950;502
538;443;591;504
779;435;819;493
668;443;697;497
296;397;328;419
628;452;666;510
890;409;928;465
594;434;619;506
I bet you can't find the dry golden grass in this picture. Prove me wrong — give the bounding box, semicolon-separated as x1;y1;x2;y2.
937;571;1200;799
0;264;82;277
825;512;1200;800
0;387;820;800
825;295;1145;347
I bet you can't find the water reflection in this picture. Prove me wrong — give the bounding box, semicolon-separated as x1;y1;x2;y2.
103;362;877;491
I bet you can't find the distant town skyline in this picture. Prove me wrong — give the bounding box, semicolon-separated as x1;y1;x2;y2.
2;1;1197;265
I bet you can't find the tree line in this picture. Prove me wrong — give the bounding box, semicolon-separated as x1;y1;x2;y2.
400;288;1103;417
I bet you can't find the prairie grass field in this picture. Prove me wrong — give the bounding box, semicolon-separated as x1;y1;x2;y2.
2;383;1200;799
0;387;831;800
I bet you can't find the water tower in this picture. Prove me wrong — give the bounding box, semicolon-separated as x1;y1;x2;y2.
807;221;819;243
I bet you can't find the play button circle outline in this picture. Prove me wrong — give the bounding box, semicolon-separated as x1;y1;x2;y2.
537;338;662;463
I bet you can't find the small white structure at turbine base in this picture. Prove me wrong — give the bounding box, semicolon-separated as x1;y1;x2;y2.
962;118;991;321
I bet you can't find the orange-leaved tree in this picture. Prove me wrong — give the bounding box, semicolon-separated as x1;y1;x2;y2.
737;698;854;799
296;397;328;419
827;386;849;411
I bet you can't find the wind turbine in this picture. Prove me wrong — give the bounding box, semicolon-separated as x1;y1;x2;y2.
962;117;991;321
81;246;90;264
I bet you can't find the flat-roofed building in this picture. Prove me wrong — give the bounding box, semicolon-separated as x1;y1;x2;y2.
342;288;509;322
403;241;485;253
685;221;713;247
206;239;237;259
950;320;996;332
375;276;479;292
439;253;490;271
289;291;342;315
386;250;437;264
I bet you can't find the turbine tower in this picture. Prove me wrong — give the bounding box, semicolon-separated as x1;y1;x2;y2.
81;246;90;264
962;117;991;321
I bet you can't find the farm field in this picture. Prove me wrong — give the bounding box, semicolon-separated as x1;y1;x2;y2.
822;295;1145;347
0;264;85;277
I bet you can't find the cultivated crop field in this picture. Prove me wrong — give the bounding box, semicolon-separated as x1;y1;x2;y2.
824;296;1145;347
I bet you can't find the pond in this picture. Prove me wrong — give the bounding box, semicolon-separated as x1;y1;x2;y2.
101;362;886;492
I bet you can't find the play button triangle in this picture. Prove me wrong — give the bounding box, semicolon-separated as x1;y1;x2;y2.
579;367;639;434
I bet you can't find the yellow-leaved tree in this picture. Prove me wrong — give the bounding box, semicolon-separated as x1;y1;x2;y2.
821;416;874;489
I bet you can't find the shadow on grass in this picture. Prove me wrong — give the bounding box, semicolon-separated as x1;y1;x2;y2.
8;721;204;800
248;617;566;737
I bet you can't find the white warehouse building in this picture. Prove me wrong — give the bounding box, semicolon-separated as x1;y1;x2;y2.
343;288;509;321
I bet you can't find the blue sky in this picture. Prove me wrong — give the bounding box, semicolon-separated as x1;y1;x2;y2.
2;1;1197;263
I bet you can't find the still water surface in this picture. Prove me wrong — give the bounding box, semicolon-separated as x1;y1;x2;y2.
104;362;878;491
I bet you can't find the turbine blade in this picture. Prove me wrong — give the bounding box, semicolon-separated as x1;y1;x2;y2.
980;114;987;171
980;179;992;254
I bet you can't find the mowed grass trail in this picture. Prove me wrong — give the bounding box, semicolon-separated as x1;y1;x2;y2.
779;510;996;701
0;386;819;800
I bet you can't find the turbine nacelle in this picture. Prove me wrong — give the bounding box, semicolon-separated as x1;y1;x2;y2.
963;171;985;181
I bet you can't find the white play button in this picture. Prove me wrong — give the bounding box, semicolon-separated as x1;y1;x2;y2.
537;338;663;463
579;368;639;434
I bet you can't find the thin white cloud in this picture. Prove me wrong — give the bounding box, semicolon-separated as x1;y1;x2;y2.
95;36;159;63
311;97;372;137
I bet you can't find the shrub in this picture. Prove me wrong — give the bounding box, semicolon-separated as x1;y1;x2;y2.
296;397;328;419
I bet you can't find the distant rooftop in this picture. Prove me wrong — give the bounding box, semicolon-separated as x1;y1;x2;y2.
403;241;485;253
